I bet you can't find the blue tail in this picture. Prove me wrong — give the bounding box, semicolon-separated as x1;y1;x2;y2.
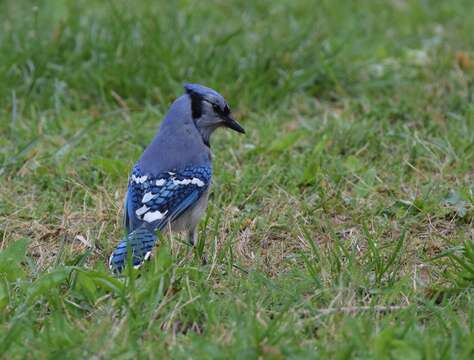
109;225;157;273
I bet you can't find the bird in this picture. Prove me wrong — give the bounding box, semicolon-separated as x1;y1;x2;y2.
108;83;245;273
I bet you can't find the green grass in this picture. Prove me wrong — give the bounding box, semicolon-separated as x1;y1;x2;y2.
1;0;474;358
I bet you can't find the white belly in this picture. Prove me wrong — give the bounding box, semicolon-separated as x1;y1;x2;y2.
169;189;209;232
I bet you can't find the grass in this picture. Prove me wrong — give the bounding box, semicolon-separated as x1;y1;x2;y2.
1;0;474;358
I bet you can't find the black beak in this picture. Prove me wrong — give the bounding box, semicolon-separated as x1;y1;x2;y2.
223;114;245;134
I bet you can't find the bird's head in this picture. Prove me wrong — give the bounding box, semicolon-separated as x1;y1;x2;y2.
184;83;245;146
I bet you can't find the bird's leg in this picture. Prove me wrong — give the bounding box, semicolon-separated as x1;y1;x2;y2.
188;227;198;246
187;226;207;265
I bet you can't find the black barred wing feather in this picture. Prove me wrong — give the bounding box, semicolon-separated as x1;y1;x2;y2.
124;165;212;233
110;165;211;273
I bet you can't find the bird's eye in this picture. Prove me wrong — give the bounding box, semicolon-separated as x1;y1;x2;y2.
223;105;230;114
212;104;220;113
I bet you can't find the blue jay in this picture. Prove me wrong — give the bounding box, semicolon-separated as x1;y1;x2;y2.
109;83;245;273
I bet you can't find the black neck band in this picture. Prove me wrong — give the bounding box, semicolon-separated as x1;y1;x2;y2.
189;94;202;119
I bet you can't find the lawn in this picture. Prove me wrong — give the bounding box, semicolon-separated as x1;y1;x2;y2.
1;0;473;358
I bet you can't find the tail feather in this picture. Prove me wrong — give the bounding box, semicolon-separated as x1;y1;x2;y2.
109;225;157;273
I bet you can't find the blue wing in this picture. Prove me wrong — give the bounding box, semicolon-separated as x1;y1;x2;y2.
124;164;212;233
